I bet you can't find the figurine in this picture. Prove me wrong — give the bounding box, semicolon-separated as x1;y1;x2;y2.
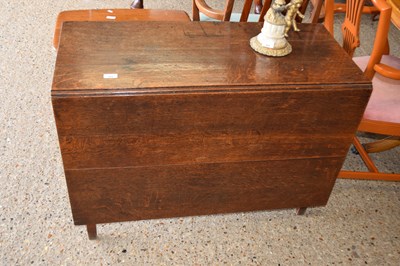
265;0;287;23
250;0;292;56
284;0;305;37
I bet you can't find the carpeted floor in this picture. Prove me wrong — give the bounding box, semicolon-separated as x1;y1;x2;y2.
0;0;399;265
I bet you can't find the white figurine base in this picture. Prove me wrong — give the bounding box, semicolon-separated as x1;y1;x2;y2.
250;21;292;57
250;36;292;57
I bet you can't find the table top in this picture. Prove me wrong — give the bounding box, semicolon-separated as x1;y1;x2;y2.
52;21;371;95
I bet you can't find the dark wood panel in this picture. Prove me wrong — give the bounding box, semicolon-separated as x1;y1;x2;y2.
54;9;190;49
53;89;370;137
52;22;370;92
65;158;340;225
59;134;349;169
53;89;369;169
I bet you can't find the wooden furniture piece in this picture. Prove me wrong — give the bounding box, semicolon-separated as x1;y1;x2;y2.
323;0;365;57
129;0;264;15
333;0;380;20
310;0;381;23
128;0;264;16
53;9;190;50
192;0;270;22
52;21;371;239
309;0;325;23
387;0;400;29
192;0;310;23
323;0;400;181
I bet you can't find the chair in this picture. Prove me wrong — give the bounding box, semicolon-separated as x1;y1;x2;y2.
192;0;272;22
333;0;380;20
387;0;400;29
246;0;271;14
53;9;190;50
309;0;325;23
324;0;400;181
309;0;380;24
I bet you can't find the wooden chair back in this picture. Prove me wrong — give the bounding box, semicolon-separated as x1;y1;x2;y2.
53;9;190;50
324;0;366;57
333;0;380;19
360;0;393;80
310;0;380;26
324;0;392;77
192;0;272;22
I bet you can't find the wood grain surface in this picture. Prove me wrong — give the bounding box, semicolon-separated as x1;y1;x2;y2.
66;158;340;225
53;9;190;49
52;21;371;226
52;22;370;93
53;89;370;170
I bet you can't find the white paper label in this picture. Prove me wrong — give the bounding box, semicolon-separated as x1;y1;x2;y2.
106;16;116;20
107;9;113;13
103;73;118;79
263;39;275;49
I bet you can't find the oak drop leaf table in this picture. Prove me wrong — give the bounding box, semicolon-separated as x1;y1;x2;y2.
51;21;371;239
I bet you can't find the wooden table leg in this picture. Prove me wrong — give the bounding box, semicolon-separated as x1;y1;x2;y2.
296;207;307;215
87;224;97;240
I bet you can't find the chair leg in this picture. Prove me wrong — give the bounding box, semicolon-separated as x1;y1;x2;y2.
339;170;400;181
352;136;379;173
338;136;400;181
240;0;253;22
130;0;144;9
363;136;400;153
254;0;263;14
258;0;272;22
87;224;97;240
192;0;200;21
296;207;307;215
222;0;235;21
309;0;324;23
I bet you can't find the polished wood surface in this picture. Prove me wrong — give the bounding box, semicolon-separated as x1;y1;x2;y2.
52;22;371;236
54;90;369;170
66;159;340;225
53;9;190;49
53;22;370;91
